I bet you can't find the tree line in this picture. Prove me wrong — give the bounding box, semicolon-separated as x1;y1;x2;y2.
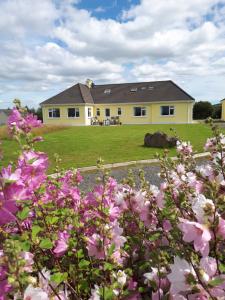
193;101;222;120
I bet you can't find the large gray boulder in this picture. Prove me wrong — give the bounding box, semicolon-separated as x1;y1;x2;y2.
144;131;178;148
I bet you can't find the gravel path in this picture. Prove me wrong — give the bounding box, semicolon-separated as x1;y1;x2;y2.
79;158;208;192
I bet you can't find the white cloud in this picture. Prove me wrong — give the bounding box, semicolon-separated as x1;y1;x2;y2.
0;0;225;107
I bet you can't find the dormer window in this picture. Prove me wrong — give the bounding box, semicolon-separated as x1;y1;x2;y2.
130;87;138;92
104;89;111;94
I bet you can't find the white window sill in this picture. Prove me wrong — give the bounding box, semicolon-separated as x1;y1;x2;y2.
160;115;175;117
133;115;147;118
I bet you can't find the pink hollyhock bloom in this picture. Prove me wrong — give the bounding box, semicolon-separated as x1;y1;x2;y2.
87;234;105;259
167;256;196;295
200;257;217;278
1;165;21;182
8;108;41;135
7;107;23;133
38;268;51;293
23;284;48;300
0;182;29;225
75;171;83;184
21;252;34;272
204;137;216;151
108;204;120;221
185;172;202;193
114;190;128;210
111;221;127;249
176;141;193;155
177;164;185;174
19;151;48;173
128;279;137;291
196;165;215;181
217;217;225;238
163;220;172;232
178;218;211;257
152;289;163;300
18;151;48;190
24;113;42;132
150;185;165;208
0;279;11;297
53;231;70;257
192;194;215;223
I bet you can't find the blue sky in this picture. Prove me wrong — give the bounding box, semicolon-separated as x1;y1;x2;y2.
0;0;225;108
77;0;140;19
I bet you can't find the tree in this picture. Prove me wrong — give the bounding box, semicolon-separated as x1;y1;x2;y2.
193;101;213;120
36;106;43;121
212;103;222;119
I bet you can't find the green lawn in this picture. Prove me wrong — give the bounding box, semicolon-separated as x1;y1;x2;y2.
1;124;215;172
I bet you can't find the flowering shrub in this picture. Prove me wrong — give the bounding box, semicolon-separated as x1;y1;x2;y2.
0;101;225;299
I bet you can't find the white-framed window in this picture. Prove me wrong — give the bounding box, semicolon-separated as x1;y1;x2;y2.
105;108;110;117
68;108;80;118
161;106;175;116
48;108;60;118
133;107;146;117
96;108;100;117
88;108;92;118
117;107;122;116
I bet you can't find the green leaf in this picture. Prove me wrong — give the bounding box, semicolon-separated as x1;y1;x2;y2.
51;272;68;285
108;243;115;256
78;259;90;269
103;287;114;300
46;216;59;224
32;225;42;239
39;238;53;249
104;262;114;271
21;240;31;251
77;249;84;259
209;277;225;287
219;263;225;273
17;207;30;220
149;232;161;241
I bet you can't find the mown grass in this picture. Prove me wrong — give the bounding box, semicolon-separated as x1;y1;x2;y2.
0;124;217;173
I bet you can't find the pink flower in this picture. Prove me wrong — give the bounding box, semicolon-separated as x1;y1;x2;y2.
217;217;225;238
192;194;215;223
178;218;211;257
53;231;70;257
87;234;105;259
1;165;21;182
7;108;41;135
177;164;185;174
0;182;29;225
23;284;48;300
163;220;172;232
176;141;193;155
167;256;196;295
200;257;217;278
21;252;34;272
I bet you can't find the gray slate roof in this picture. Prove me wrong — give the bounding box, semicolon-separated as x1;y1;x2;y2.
40;80;194;105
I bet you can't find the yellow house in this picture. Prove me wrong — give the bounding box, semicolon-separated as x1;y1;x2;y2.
40;80;194;125
221;99;225;120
